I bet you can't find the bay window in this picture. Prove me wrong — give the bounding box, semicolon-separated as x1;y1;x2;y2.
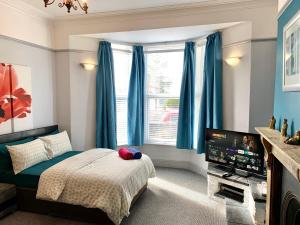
113;42;205;147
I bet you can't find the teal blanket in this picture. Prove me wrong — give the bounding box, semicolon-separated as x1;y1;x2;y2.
0;151;82;188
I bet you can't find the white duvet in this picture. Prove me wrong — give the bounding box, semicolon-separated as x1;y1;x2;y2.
36;148;156;225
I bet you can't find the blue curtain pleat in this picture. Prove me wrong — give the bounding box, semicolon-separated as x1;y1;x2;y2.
127;46;145;146
197;32;223;154
96;41;117;149
176;42;196;149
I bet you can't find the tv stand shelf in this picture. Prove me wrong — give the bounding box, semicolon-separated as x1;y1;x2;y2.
208;164;265;186
207;163;266;224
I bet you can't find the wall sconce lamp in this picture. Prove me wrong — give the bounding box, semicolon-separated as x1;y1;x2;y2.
225;57;241;67
80;63;97;71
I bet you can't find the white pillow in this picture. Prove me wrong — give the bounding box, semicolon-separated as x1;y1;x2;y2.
39;131;72;158
7;139;49;174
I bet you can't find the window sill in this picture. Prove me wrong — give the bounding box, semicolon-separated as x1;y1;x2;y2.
117;143;197;150
117;143;176;147
144;142;176;147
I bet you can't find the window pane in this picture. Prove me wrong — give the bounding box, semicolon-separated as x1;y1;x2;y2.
147;52;183;96
113;50;131;145
145;51;184;145
114;51;131;96
147;97;179;144
116;97;128;145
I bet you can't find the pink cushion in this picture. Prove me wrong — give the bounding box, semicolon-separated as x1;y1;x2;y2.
118;148;133;160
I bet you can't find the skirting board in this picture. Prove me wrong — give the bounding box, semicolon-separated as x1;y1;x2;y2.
151;159;207;178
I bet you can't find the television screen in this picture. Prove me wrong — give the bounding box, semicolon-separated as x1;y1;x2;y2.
205;128;264;175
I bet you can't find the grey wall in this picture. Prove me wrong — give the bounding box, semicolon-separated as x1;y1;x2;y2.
0;36;56;129
223;39;277;134
69;51;97;150
55;52;71;135
222;22;277;134
249;40;277;133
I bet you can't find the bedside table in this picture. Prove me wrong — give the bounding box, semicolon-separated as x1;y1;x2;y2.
0;183;17;218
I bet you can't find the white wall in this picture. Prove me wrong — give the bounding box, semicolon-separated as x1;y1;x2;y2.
222;23;252;132
53;0;277;49
0;36;56;129
0;0;53;48
69;51;97;150
141;145;208;176
0;1;56;129
278;0;292;13
223;42;252;132
0;0;277;51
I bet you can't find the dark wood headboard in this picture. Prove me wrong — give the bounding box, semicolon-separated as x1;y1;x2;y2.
0;125;58;144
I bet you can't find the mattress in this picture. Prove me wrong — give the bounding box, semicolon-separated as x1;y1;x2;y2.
37;149;156;225
0;151;82;189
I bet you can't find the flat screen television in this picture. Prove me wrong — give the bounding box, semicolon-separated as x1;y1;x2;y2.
205;128;265;176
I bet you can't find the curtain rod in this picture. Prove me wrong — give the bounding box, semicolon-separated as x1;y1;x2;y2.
99;32;210;48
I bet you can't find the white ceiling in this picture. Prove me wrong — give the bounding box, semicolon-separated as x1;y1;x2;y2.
21;0;250;16
81;22;241;44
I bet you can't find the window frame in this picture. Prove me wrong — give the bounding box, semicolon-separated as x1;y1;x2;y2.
112;42;205;147
144;50;184;146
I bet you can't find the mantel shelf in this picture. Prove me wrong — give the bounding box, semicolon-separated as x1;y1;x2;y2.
256;127;300;182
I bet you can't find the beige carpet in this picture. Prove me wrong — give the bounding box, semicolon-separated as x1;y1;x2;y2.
0;168;227;225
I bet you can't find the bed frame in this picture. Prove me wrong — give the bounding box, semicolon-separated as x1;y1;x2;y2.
0;125;147;224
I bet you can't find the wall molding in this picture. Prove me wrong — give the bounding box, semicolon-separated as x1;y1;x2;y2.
0;33;277;53
223;38;277;48
56;38;278;52
55;0;276;21
252;38;277;42
0;0;275;22
0;34;54;52
55;49;97;53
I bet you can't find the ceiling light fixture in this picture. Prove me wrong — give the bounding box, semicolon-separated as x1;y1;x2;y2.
44;0;88;14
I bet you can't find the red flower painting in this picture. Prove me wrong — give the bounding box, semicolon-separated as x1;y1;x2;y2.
0;63;32;124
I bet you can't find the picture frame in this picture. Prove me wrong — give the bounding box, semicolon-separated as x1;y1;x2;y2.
0;63;33;135
283;9;300;92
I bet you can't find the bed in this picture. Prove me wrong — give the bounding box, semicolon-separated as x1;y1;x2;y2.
0;125;154;225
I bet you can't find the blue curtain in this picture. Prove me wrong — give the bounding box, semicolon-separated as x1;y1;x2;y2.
197;32;223;154
96;41;117;149
127;46;145;146
176;42;196;149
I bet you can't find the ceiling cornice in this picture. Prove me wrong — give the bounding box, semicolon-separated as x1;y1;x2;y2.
0;0;54;20
0;0;276;22
53;0;276;21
